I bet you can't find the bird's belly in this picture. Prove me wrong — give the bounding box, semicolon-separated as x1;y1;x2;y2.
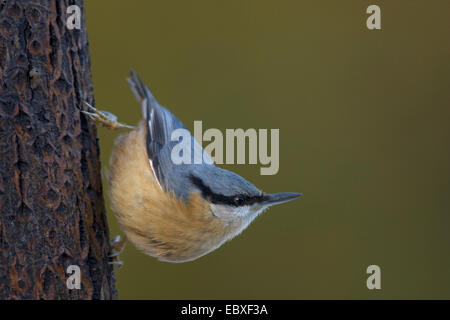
106;123;231;262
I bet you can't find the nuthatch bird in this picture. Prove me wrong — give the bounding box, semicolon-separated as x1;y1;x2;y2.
83;70;302;263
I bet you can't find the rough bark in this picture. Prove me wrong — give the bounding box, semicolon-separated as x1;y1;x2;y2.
0;0;117;299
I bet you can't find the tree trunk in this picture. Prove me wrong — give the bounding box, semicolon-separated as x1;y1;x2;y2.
0;0;117;299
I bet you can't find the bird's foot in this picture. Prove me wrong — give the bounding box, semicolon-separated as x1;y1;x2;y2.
108;235;127;269
82;102;135;130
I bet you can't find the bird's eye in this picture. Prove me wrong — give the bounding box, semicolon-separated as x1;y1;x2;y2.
234;195;245;206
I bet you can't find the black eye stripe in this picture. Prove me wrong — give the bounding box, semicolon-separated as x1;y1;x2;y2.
190;175;234;205
189;175;262;207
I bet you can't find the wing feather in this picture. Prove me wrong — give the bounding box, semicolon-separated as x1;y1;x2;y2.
127;70;213;194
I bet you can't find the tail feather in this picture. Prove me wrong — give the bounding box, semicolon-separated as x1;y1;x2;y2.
126;69;187;189
127;69;158;120
125;69;215;197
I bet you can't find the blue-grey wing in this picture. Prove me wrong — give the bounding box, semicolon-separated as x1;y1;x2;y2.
127;70;214;199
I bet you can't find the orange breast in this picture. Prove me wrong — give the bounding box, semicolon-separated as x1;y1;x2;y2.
107;121;233;262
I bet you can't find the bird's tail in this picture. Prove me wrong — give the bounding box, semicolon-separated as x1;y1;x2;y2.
127;69;158;120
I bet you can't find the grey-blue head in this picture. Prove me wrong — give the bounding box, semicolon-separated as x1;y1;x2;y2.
175;164;302;229
191;164;300;210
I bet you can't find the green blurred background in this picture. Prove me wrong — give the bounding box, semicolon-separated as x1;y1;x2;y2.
85;0;450;299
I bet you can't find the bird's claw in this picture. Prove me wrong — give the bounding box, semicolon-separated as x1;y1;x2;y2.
82;101;135;130
109;235;127;269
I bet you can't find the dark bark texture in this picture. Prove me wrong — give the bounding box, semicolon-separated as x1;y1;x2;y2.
0;0;117;299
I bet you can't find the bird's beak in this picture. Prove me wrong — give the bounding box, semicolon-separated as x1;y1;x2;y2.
261;192;302;207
